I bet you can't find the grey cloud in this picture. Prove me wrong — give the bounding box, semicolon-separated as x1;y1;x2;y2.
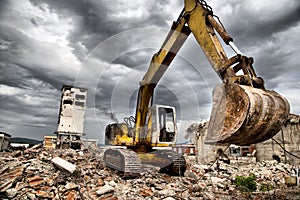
28;0;180;60
0;85;60;128
30;18;38;26
0;24;76;89
217;0;300;47
0;0;299;142
0;0;8;12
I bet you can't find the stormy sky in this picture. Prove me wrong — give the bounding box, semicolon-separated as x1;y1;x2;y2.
1;0;300;143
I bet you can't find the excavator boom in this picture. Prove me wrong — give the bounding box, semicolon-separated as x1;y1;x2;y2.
135;16;190;131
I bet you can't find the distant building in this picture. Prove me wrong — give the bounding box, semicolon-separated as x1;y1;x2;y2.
55;85;88;149
44;135;57;149
0;132;11;151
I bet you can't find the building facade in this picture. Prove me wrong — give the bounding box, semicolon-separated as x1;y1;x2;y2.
55;85;88;149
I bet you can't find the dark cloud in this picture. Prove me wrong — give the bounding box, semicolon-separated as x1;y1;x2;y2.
0;0;299;142
216;0;300;47
30;18;38;26
0;24;75;89
0;0;8;11
28;0;179;60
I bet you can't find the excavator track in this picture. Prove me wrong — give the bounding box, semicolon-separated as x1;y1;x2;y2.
159;150;187;176
104;149;186;177
141;150;187;176
103;148;142;178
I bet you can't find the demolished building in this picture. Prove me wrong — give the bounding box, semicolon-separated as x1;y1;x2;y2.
55;85;88;149
0;132;11;151
256;114;300;165
196;114;300;165
43;135;57;150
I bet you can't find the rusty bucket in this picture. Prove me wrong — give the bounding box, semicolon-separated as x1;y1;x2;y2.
205;83;290;146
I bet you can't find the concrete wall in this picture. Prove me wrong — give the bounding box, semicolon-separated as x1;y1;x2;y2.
82;139;99;149
256;114;300;165
195;122;228;164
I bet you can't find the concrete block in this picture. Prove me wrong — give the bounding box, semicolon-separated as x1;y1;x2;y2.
51;157;77;174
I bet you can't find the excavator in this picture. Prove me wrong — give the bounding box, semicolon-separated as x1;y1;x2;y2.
103;0;290;177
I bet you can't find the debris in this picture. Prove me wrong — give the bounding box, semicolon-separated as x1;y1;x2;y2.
285;176;297;186
0;166;24;192
96;185;114;196
0;146;299;199
6;188;17;198
203;191;214;200
51;157;78;174
163;197;176;200
27;175;45;187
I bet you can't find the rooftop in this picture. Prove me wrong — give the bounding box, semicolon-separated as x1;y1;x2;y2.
0;132;11;137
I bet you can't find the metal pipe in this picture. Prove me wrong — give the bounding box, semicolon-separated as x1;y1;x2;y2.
229;41;242;55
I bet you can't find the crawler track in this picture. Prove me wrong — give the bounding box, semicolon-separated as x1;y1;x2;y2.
104;148;186;177
155;150;187;176
103;148;142;178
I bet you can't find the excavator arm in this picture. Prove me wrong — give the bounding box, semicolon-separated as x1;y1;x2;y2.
134;15;191;133
184;0;265;87
135;0;290;145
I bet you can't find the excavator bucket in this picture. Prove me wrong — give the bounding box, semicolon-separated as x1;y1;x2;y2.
205;83;290;146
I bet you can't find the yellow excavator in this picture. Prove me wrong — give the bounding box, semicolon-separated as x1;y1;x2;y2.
103;0;290;177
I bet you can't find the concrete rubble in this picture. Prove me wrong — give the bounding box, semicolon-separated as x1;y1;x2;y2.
0;145;299;199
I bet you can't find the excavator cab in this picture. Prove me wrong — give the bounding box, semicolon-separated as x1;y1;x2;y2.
149;105;177;145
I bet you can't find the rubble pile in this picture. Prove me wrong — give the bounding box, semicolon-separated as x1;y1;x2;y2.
0;146;299;199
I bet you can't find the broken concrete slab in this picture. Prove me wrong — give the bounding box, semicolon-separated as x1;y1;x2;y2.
96;184;114;196
51;156;78;174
